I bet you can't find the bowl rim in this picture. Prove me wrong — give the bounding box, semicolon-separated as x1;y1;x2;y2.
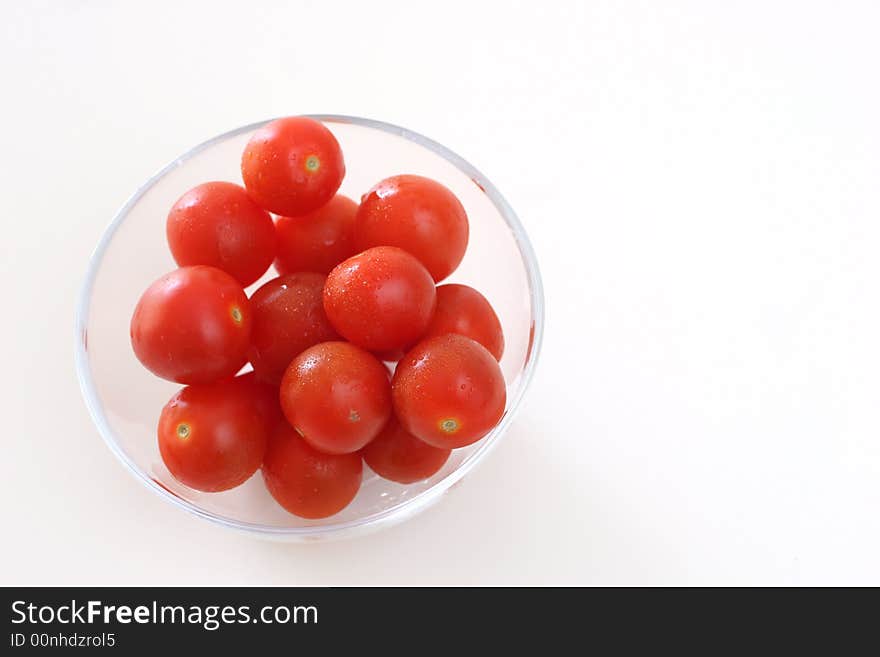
74;114;545;539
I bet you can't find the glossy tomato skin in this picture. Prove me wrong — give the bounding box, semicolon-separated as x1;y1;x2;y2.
166;181;275;287
323;246;436;352
275;195;359;275
158;379;268;492
393;334;506;449
361;416;451;484
241;117;345;216
262;423;363;519
231;371;284;434
247;273;339;384
374;348;406;363
280;342;392;454
354;175;468;282
131;266;251;384
419;284;504;360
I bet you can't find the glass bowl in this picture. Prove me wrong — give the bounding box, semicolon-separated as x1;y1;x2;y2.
75;115;544;541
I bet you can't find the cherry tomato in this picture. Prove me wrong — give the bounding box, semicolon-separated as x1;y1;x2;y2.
248;273;339;384
392;334;506;449
131;266;250;384
241;117;345;216
323;246;436;352
166;181;275;287
354;175;468;281
262;423;363;519
158;379;268;492
275;195;358;275
419;284;504;360
361;416;451;484
374;348;406;363
280;341;392;454
231;371;284;434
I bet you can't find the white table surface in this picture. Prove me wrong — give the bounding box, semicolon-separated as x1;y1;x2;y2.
3;1;879;586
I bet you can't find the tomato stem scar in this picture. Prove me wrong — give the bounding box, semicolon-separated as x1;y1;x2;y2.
230;306;243;323
305;155;320;172
176;423;191;440
349;410;360;422
439;418;459;433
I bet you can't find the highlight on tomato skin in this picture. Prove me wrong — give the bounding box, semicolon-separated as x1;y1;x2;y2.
157;379;269;493
279;341;392;455
241;116;345;217
166;181;276;287
274;194;359;275
417;284;504;361
247;272;339;385
130;266;251;385
262;423;363;519
354;174;469;282
361;415;451;484
323;246;437;352
392;334;507;449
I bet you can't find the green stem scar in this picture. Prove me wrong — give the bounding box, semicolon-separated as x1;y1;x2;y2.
176;423;191;440
305;155;320;172
230;306;243;323
439;418;459;434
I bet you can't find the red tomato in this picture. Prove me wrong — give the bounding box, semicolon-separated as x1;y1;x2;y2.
354;175;468;281
280;342;391;454
158;379;268;492
247;273;339;384
323;246;436;352
231;371;284;434
275;195;359;275
166;181;275;287
419;284;504;360
393;334;506;449
374;348;406;363
262;423;363;519
361;416;451;484
131;266;250;384
241;117;345;216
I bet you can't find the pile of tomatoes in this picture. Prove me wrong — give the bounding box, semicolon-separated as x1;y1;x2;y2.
130;116;506;519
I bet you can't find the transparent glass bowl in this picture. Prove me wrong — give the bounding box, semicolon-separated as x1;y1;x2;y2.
75;115;544;541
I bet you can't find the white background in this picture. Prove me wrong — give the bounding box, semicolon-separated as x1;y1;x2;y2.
2;1;879;585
